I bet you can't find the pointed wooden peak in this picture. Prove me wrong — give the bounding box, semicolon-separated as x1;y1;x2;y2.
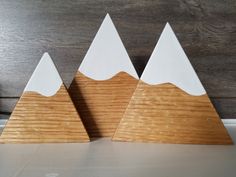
79;13;139;80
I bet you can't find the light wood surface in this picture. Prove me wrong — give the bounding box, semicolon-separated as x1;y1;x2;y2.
0;85;89;143
1;132;236;177
113;82;233;144
69;72;138;138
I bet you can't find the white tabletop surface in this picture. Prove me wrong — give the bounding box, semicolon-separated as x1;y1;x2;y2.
0;121;236;177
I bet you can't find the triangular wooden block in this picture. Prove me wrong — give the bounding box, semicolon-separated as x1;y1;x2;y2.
113;23;233;144
69;14;139;138
0;53;89;143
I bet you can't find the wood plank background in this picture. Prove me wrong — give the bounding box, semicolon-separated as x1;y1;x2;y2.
0;0;235;119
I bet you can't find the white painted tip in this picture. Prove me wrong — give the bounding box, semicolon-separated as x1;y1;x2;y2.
79;14;139;80
141;23;206;96
165;22;170;27
105;13;110;18
24;53;63;97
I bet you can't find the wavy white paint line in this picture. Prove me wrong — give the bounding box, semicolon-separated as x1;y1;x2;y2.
141;23;206;96
24;53;62;97
79;13;139;80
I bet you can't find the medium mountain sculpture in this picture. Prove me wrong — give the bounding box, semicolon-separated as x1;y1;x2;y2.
69;14;139;138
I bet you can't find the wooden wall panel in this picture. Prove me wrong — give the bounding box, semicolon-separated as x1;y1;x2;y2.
0;0;235;118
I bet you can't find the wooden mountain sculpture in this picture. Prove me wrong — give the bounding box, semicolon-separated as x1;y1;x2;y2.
0;53;89;143
113;23;233;145
69;14;139;138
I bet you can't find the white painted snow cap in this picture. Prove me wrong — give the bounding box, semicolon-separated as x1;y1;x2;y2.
79;13;139;80
141;23;206;96
24;53;63;97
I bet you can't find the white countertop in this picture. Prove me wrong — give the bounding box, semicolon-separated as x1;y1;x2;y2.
0;120;236;177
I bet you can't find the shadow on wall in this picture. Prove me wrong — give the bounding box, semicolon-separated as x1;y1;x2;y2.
131;56;149;77
0;84;11;134
69;78;101;139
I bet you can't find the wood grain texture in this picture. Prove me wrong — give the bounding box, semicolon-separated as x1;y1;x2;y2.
0;85;89;143
1;97;236;119
0;0;235;118
113;82;233;144
69;72;138;138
